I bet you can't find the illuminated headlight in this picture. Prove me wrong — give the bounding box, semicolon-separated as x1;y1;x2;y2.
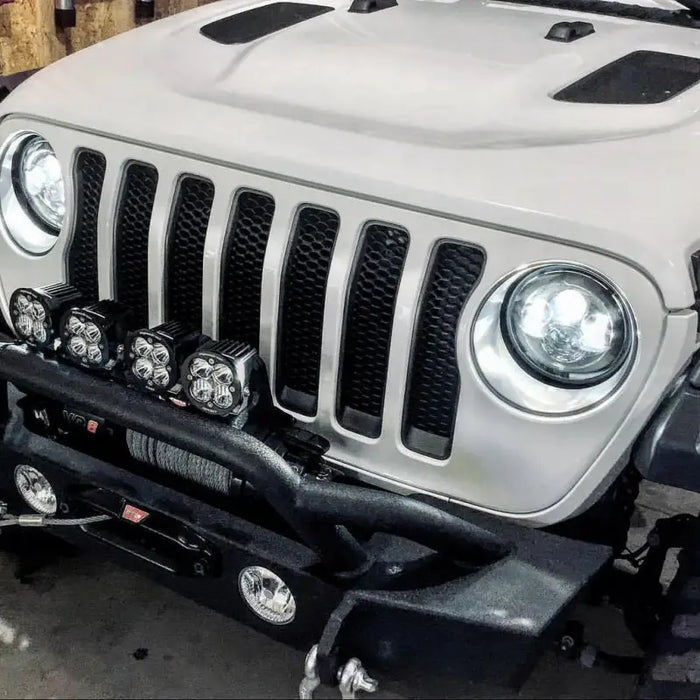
59;301;132;370
125;322;202;394
9;284;82;349
14;464;57;515
501;266;633;388
181;340;257;418
0;134;65;253
17;136;65;230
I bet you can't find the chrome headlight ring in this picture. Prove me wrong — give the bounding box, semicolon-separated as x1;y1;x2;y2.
471;263;637;416
0;132;65;254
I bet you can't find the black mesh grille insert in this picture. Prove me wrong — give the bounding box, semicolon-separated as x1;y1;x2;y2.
219;190;276;348
164;176;214;328
277;206;339;416
403;242;485;459
338;224;409;437
114;162;158;328
69;150;106;304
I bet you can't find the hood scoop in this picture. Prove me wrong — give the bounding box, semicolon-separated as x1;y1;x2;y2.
200;2;333;45
554;50;700;104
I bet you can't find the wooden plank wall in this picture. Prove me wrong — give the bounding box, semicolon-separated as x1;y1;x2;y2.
0;0;217;76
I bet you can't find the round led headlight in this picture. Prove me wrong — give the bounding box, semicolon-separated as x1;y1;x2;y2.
16;136;65;231
0;133;65;253
501;266;633;388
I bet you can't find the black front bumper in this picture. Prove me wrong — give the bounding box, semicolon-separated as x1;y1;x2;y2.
0;343;611;689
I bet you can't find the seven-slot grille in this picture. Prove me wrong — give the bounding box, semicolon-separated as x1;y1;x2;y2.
71;153;485;459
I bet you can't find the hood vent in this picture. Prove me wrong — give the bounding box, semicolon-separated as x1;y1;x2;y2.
554;50;700;104
200;2;333;45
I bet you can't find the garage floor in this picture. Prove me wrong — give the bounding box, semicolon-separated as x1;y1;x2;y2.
0;482;694;699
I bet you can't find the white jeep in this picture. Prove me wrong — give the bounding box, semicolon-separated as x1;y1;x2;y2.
0;0;699;696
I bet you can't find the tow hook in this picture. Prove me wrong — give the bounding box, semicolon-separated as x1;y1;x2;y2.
0;502;111;529
299;644;378;699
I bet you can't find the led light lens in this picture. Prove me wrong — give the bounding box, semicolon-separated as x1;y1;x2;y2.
67;334;87;358
190;378;214;403
18;137;65;231
151;343;170;367
191;358;213;379
66;315;85;336
132;336;152;358
32;322;48;344
83;322;102;344
14;294;32;314
152;366;171;388
15;314;33;338
213;385;234;409
212;363;234;387
502;267;633;387
238;566;296;625
133;356;154;380
86;344;103;364
14;464;57;515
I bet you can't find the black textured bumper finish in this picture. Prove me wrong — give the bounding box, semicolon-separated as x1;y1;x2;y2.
0;342;611;688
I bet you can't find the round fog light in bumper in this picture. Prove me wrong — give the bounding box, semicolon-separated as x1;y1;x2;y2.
238;566;296;625
14;464;57;514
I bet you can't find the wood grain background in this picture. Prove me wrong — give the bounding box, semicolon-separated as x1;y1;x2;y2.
0;0;218;75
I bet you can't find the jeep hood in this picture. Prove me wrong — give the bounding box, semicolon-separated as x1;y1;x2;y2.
4;0;700;307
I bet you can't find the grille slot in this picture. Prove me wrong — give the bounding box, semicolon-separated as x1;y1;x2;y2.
164;176;215;328
219;190;275;348
114;162;158;328
276;206;339;416
69;150;106;304
337;223;409;438
403;242;485;459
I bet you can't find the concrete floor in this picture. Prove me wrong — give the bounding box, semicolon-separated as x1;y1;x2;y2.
0;482;696;699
